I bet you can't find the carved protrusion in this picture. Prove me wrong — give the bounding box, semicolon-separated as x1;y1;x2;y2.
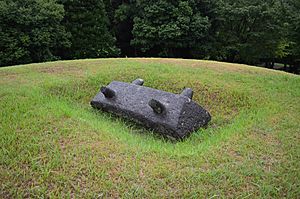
148;99;166;114
181;88;193;99
100;87;115;98
132;78;144;86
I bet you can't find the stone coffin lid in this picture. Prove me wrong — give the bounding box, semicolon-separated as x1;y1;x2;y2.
91;79;211;140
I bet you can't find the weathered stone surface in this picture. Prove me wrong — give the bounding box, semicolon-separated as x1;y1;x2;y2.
91;79;211;140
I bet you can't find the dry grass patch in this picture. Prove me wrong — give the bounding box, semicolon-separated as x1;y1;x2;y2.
133;58;281;75
37;64;87;78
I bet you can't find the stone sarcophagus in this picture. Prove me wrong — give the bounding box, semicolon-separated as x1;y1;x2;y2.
91;78;211;140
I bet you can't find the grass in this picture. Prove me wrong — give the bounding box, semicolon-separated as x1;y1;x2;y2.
0;58;299;198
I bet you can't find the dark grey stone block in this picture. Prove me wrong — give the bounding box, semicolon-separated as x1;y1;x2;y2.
91;79;211;140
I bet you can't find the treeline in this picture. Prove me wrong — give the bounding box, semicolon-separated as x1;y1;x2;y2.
0;0;299;67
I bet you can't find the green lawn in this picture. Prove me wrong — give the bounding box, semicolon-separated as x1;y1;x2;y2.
0;58;299;198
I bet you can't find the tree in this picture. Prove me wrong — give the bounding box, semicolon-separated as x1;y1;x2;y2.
113;0;137;56
130;0;211;58
280;0;300;58
0;0;70;67
60;0;120;59
211;0;282;64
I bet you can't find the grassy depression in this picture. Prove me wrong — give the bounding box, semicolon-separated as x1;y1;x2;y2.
0;58;299;198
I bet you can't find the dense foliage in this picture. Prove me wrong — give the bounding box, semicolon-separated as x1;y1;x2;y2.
59;0;120;59
211;0;281;63
131;0;211;58
0;0;299;67
0;0;70;66
282;0;300;58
